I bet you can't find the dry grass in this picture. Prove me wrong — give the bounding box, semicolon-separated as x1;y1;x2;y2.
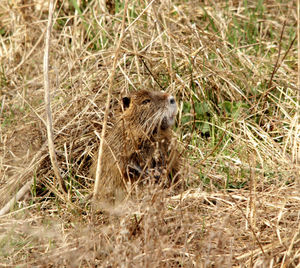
0;0;299;266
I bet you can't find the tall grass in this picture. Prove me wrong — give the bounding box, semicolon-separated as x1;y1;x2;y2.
0;0;299;266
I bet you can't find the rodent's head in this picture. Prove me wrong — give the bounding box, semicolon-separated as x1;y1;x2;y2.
122;90;177;134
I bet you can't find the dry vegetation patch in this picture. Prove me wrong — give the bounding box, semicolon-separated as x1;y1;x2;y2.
0;0;299;266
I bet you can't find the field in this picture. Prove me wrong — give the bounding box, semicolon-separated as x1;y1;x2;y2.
0;0;300;266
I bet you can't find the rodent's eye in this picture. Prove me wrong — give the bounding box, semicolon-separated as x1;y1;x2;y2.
142;99;151;105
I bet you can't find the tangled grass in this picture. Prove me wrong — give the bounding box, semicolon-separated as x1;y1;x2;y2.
0;0;299;266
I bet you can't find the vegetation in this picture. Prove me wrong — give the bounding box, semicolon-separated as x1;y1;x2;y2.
0;0;299;266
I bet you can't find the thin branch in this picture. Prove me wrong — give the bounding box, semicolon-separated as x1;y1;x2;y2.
267;21;286;90
44;0;67;193
140;56;165;90
259;35;296;107
256;21;286;116
0;179;33;216
93;0;129;202
257;21;296;127
0;141;48;216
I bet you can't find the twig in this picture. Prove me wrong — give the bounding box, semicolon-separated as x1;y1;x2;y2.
93;0;129;202
257;22;296;114
140;56;165;90
0;142;48;216
255;20;286;117
44;0;67;193
0;179;33;216
267;21;286;90
259;35;296;107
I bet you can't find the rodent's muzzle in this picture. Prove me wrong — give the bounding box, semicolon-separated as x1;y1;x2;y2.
161;95;177;130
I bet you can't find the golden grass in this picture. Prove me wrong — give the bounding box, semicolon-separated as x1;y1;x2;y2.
0;0;299;266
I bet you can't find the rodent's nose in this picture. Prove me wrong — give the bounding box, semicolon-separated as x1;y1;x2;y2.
169;96;176;105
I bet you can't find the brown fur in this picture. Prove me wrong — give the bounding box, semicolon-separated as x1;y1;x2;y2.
91;90;180;204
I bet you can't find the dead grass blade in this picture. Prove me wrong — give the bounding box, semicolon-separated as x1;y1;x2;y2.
43;0;67;194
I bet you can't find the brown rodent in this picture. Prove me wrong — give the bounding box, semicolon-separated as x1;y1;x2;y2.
91;90;180;205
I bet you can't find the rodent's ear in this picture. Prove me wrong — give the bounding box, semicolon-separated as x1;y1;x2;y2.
122;97;131;110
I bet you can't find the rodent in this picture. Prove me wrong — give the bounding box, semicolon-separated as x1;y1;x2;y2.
91;90;180;205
